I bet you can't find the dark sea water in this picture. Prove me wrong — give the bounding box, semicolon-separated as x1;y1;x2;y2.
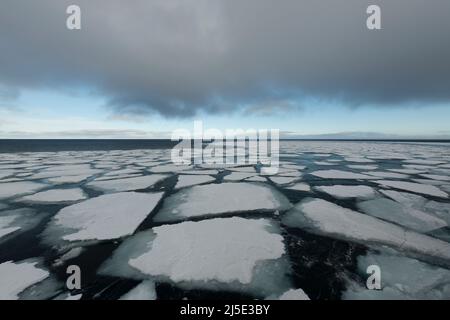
0;139;178;153
1;139;449;153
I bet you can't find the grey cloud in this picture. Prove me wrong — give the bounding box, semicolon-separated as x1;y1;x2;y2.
0;0;450;117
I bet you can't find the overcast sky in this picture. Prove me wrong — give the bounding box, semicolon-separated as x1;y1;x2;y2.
1;0;450;138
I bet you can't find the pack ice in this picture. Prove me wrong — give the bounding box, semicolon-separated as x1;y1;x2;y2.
0;260;49;300
282;198;450;266
99;217;292;297
44;192;163;243
153;182;292;223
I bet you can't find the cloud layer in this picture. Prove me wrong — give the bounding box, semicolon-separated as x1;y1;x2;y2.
1;0;450;117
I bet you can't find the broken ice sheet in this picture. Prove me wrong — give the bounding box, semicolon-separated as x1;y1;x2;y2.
43;192;163;244
282;198;450;266
268;288;310;300
358;198;447;232
0;260;49;300
86;174;169;193
17;188;87;204
343;252;450;299
310;170;376;180
375;180;448;198
99;217;292;297
119;280;156;300
153;182;292;223
315;185;376;199
0;181;46;199
285;183;311;192
0;208;46;242
174;174;215;189
223;172;256;181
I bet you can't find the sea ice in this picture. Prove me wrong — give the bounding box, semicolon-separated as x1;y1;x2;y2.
343;253;450;299
285;183;311;192
0;181;46;199
119;280;156;300
269;176;301;186
45;192;163;242
347;165;378;170
100;217;292;297
18;188;87;204
47;174;93;184
271;288;310;300
358;198;447;232
86;175;169;193
419;174;450;182
223;172;256;181
0;260;49;300
375;180;448;198
282;198;450;265
175;175;215;189
310;170;376;180
153;183;291;222
364;171;409;179
0;208;44;242
315;185;376;199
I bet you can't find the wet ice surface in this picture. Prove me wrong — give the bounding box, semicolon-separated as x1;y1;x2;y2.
0;141;449;300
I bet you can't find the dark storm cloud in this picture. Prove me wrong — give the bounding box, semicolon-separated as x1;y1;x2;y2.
0;0;449;117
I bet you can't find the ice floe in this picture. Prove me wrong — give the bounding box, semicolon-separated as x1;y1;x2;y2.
0;181;46;199
310;170;376;180
0;260;49;300
45;192;163;243
175;175;215;189
347;165;378;170
420;174;450;182
285;183;311;192
86;175;169;193
364;171;409;179
270;288;310;300
119;280;156;300
17;188;87;204
269;176;301;186
282;198;450;266
375;180;448;198
343;253;450;299
0;208;45;242
153;183;291;223
315;185;376;199
358;198;446;232
223;172;256;181
47;174;92;184
100;217;292;297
